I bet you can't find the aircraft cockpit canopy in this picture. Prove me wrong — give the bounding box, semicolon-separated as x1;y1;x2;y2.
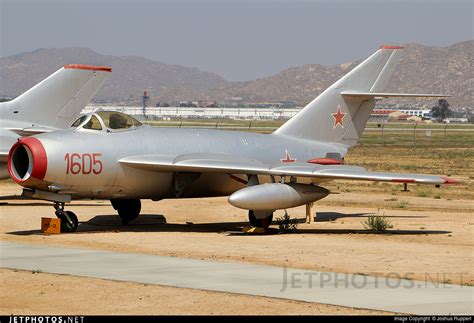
71;111;142;132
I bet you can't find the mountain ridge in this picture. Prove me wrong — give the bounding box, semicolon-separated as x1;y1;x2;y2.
1;40;472;107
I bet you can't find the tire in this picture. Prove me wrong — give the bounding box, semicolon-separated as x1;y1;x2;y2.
248;210;273;229
58;211;79;233
111;199;141;224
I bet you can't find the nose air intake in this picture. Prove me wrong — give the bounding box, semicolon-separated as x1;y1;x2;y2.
8;137;48;183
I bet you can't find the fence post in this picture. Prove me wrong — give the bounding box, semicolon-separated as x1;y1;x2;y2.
413;122;418;144
381;122;385;144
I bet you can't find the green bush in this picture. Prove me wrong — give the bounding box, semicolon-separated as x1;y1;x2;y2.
276;211;298;234
363;214;393;231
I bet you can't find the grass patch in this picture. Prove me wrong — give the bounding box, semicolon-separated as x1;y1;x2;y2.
363;213;393;231
417;189;432;198
397;201;409;209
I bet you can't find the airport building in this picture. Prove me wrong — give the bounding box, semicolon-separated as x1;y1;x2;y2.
84;106;301;120
85;105;434;122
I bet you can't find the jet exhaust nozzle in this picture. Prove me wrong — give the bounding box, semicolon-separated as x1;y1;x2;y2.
228;183;329;211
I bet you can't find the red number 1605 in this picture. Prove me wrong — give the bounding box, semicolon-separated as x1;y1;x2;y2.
65;153;103;175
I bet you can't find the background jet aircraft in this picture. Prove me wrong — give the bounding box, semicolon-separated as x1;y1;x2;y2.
0;64;111;179
7;46;454;232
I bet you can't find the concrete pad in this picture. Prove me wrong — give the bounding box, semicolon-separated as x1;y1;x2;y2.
1;241;472;314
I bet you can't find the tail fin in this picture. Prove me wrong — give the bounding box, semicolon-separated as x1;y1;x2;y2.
274;46;403;147
5;65;111;128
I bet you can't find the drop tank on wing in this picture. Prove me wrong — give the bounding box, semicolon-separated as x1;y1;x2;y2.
228;183;329;211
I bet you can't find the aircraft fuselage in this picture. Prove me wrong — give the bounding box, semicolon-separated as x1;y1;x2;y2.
13;126;347;200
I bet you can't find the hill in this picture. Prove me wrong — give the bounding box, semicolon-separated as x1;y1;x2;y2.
0;47;227;104
1;41;472;107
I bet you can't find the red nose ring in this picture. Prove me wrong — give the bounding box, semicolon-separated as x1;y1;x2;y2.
8;137;48;183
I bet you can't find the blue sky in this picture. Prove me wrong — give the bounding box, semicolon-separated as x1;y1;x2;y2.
1;0;472;81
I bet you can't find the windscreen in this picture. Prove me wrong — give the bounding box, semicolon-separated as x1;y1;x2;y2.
71;115;88;128
97;111;142;130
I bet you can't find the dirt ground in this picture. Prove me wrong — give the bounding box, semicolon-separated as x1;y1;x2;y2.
0;177;473;315
1;180;472;284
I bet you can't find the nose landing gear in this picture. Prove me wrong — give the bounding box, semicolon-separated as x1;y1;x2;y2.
54;202;79;233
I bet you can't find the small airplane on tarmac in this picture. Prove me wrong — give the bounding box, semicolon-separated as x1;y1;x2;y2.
0;64;111;179
7;46;456;232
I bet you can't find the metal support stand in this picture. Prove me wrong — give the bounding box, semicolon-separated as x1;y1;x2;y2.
402;183;409;192
305;202;314;223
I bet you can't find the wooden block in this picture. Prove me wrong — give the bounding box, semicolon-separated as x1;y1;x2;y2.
41;217;61;235
242;226;266;234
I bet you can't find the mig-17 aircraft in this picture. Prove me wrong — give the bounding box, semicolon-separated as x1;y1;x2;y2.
7;46;454;232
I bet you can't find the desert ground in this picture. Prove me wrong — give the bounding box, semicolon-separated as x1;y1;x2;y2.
0;122;473;314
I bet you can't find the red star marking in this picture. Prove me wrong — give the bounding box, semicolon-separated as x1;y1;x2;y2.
281;150;296;163
332;106;346;128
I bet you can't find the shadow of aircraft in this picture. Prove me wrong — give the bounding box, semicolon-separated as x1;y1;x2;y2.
313;211;427;222
7;213;450;236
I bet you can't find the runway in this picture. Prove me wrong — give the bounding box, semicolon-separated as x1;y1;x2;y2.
1;241;472;314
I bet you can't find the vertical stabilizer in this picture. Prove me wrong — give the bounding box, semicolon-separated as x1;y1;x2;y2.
2;65;111;128
274;46;403;147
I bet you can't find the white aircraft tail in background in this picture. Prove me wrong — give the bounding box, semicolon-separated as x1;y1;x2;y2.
0;64;111;179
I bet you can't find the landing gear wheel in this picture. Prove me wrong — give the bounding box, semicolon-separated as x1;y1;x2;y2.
56;211;79;233
111;199;141;224
248;210;273;229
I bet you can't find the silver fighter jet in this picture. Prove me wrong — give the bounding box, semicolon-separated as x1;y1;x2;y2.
7;46;455;232
0;64;111;179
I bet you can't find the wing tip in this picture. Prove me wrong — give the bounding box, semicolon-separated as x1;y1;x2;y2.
442;177;460;185
380;45;404;50
64;64;112;72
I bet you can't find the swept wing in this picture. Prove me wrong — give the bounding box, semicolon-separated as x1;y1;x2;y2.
119;153;456;185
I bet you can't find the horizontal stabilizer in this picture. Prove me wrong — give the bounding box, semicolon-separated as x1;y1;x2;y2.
341;91;450;99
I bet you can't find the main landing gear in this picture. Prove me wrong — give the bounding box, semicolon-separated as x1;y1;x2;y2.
110;199;141;224
54;202;79;233
51;199;142;232
248;210;273;229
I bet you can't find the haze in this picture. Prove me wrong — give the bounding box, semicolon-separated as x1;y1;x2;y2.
1;0;472;81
